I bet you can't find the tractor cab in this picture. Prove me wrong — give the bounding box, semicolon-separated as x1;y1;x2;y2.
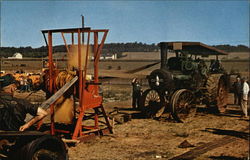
160;42;227;74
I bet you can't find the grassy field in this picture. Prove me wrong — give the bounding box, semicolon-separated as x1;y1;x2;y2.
1;58;249;74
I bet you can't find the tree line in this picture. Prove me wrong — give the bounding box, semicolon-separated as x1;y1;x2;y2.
0;43;249;58
212;44;249;53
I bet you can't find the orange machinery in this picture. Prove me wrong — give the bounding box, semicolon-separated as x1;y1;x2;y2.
41;26;112;141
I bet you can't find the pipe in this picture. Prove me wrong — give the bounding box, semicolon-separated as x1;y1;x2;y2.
159;42;168;69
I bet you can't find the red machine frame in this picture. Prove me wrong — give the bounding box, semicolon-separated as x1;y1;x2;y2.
41;27;112;140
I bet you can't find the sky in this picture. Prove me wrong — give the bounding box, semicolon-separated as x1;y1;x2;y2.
0;0;249;48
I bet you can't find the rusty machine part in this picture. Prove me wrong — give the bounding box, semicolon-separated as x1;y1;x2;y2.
41;25;112;140
140;42;230;122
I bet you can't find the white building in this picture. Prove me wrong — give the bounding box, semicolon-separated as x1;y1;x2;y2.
91;53;117;60
8;53;23;59
105;53;117;60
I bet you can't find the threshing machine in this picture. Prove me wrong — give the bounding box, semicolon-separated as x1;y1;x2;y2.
0;25;112;160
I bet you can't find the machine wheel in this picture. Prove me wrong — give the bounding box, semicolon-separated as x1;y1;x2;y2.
27;135;67;160
32;149;63;160
10;135;68;160
170;89;195;123
140;89;165;118
216;76;228;113
205;74;228;113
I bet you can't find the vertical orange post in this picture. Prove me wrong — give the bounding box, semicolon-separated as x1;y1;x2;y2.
94;31;108;84
93;32;98;83
94;113;99;129
61;32;70;54
48;31;55;135
78;29;82;100
79;31;90;135
72;29;83;139
82;31;90;91
78;29;83;137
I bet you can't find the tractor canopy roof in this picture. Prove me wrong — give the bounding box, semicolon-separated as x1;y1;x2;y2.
159;42;227;56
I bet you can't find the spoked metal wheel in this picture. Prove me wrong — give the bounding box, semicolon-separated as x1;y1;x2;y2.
140;89;165;118
170;89;195;123
216;77;228;113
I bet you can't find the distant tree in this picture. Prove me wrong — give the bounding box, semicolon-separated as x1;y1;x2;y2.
213;44;250;52
0;43;248;58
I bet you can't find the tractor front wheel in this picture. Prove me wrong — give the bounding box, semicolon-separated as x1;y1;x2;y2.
140;89;166;118
170;89;196;123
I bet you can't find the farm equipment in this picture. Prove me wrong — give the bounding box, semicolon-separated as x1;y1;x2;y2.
40;26;113;139
0;23;112;159
140;42;230;122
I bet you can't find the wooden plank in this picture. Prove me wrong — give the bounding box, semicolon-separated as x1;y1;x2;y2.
82;129;99;134
109;114;132;124
62;138;80;144
170;136;235;160
0;131;45;137
77;128;111;142
170;127;249;160
40;76;78;109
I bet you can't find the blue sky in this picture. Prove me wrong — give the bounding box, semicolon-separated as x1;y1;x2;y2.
0;0;249;47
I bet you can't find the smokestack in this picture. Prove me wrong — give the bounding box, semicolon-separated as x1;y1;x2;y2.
159;42;168;69
81;15;84;43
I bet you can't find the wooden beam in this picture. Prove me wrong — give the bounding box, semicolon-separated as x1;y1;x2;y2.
40;76;78;109
0;131;45;137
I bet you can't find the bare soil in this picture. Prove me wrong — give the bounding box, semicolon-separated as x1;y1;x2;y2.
12;83;249;160
67;85;249;160
68;104;249;160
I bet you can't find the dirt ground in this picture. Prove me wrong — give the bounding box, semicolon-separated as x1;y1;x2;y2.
12;83;249;160
65;85;249;160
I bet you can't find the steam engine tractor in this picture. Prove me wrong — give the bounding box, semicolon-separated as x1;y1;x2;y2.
140;42;229;122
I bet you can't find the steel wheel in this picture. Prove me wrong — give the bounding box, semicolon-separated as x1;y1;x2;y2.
216;77;228;113
170;89;195;122
140;89;165;118
204;74;228;113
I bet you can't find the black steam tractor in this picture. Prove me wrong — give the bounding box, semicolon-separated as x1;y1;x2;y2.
140;42;229;122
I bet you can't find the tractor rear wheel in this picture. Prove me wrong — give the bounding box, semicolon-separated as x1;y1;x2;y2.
170;89;196;123
205;74;228;113
140;89;165;118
